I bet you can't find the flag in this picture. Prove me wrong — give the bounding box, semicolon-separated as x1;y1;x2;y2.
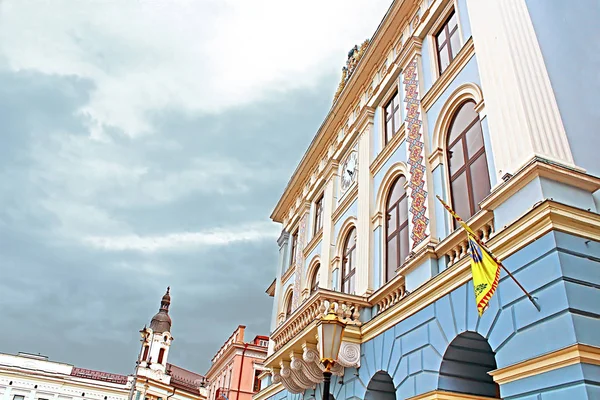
467;235;501;316
437;195;477;237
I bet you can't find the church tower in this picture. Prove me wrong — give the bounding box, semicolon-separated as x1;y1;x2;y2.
138;288;173;375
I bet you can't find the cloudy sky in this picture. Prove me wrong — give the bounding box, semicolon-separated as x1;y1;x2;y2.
0;0;391;375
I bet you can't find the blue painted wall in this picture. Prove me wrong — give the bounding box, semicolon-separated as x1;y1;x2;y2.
333;199;358;245
526;0;600;177
268;231;600;400
372;141;407;205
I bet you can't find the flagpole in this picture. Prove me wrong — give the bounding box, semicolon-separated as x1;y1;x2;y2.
436;196;541;312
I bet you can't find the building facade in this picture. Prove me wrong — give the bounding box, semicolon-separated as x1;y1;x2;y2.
133;289;208;400
0;352;131;400
256;0;600;399
205;326;269;400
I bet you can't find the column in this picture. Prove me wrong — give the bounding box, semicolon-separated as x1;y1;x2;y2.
356;109;375;296
319;163;338;290
466;0;575;178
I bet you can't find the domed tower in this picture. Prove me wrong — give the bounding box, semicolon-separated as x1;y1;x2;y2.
138;288;174;374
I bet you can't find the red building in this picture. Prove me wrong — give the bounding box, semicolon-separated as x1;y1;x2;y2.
205;326;268;400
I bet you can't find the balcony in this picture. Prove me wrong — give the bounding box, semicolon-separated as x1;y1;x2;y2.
271;288;370;352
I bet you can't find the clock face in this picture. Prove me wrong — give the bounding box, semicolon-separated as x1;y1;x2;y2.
341;151;358;192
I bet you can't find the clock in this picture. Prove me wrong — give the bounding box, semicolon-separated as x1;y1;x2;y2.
340;151;358;192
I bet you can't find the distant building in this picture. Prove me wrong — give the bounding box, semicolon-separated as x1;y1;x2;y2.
0;352;131;400
205;326;268;400
132;288;207;400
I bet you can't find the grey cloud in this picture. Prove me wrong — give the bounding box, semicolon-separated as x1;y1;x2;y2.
0;65;337;374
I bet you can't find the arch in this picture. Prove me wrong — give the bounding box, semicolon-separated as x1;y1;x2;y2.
335;216;357;257
306;255;322;294
384;175;409;282
365;371;395;400
438;331;499;398
341;227;357;294
431;82;484;157
374;162;410;223
280;284;294;318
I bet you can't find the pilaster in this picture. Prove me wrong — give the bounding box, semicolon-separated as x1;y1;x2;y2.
319;163;338;290
466;0;576;179
399;39;433;250
271;230;289;332
355;111;375;296
292;207;309;309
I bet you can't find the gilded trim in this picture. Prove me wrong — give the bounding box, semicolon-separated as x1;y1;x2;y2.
489;344;600;385
481;158;600;211
409;390;497;400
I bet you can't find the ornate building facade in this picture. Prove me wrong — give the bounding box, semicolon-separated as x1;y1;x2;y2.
0;352;131;400
205;326;269;400
256;0;600;399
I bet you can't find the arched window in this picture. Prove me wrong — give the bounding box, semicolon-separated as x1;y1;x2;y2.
285;291;293;318
385;175;409;281
157;348;165;364
341;228;357;294
310;264;320;294
447;101;491;226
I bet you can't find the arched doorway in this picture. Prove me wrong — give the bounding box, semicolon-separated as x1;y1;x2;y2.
365;371;395;400
438;331;500;398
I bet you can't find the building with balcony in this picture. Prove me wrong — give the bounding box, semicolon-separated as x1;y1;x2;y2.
205;326;269;400
133;289;208;400
0;352;132;400
255;0;600;399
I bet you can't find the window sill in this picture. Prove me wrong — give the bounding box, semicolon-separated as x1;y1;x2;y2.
421;36;475;112
370;123;406;175
281;264;295;284
303;229;323;258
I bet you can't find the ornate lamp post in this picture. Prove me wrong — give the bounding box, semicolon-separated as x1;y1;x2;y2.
316;312;345;400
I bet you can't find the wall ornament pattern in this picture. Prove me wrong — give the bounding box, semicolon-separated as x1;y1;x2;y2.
293;213;308;309
403;58;430;247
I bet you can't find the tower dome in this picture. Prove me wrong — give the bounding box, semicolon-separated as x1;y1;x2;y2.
150;287;172;333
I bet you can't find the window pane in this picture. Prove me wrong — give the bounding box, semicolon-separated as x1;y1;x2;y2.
399;196;408;225
386;104;392;118
469;153;491;208
438;44;450;73
386;119;393;142
400;225;409;264
449;102;478;143
387;237;398;280
466;121;484;158
450;171;471;221
448;12;458;31
450;30;461;59
436;29;447;49
448;140;465;175
393;108;401;133
386;209;397;232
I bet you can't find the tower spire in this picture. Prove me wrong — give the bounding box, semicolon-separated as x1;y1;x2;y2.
150;287;172;333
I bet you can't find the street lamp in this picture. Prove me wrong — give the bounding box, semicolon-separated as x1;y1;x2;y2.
316;312;345;400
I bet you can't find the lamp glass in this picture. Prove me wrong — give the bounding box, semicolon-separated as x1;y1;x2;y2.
317;318;345;362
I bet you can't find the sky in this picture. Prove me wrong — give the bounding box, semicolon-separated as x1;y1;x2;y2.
0;0;392;375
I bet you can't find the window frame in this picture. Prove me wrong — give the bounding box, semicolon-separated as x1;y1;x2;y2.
284;291;294;317
384;90;401;145
313;195;324;235
310;263;320;294
445;100;490;225
384;175;409;282
289;230;298;269
341;227;357;294
434;10;460;75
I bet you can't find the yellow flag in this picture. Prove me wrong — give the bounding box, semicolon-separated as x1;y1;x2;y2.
467;235;501;316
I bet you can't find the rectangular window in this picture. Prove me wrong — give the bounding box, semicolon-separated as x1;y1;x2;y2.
314;195;324;234
157;348;165;364
289;231;298;268
14;396;25;400
384;91;401;144
435;10;460;75
253;370;261;393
